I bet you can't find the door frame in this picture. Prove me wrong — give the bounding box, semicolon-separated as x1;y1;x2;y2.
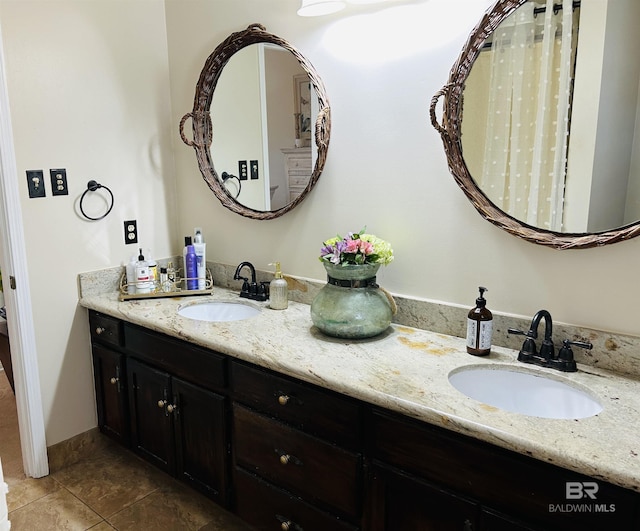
0;22;48;478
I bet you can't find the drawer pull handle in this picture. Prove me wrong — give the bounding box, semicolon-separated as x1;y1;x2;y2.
278;394;290;406
110;377;118;385
276;514;300;531
157;399;167;408
276;450;303;467
95;327;106;335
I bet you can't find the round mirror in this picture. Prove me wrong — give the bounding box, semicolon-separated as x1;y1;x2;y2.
180;24;331;220
431;0;640;248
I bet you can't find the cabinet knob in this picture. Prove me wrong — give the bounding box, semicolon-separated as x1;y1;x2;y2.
278;394;289;406
167;404;178;414
281;521;292;531
110;377;118;385
95;327;105;335
157;399;167;408
279;454;290;465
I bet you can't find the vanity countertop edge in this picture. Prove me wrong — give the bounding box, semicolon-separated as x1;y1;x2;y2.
78;288;640;493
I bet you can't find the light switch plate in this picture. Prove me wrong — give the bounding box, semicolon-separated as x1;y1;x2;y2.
26;170;45;198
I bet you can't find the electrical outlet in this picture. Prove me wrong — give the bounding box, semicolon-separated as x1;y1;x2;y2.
50;168;68;196
124;220;138;245
238;160;248;181
250;160;259;180
26;170;45;198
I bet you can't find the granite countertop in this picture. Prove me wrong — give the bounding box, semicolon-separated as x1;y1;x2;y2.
79;287;640;493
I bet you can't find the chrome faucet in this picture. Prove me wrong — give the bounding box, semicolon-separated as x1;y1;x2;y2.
508;309;592;372
233;261;268;301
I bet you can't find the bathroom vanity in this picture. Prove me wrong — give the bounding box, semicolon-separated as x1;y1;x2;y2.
83;287;640;531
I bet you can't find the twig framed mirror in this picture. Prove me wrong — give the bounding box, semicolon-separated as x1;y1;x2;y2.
180;24;331;220
431;0;640;249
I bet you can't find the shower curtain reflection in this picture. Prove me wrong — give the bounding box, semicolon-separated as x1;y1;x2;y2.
467;0;578;231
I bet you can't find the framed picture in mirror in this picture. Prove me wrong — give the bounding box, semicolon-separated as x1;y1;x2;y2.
294;73;312;147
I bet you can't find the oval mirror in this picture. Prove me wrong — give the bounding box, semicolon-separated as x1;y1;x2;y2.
431;0;640;249
180;24;331;220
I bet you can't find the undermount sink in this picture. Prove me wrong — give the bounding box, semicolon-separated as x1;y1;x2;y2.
448;365;602;419
177;301;260;322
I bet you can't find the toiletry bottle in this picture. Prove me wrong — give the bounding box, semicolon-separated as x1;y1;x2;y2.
193;228;207;290
167;261;176;291
182;236;192;288
147;251;158;292
135;249;152;294
160;267;172;293
269;262;288;310
185;244;198;290
466;286;492;356
126;254;137;294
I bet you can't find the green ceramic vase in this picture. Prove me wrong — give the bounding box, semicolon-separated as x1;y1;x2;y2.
310;262;393;339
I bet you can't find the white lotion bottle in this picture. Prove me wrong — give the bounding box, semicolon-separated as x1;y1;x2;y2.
135;249;152;294
269;262;288;310
193;228;207;290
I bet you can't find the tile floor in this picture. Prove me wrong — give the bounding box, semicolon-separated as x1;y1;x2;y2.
0;369;251;530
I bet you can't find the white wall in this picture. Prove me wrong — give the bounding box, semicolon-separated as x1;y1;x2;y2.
0;0;176;445
2;0;640;448
167;0;640;336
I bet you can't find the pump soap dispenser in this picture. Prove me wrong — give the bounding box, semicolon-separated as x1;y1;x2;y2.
466;286;493;356
269;262;288;310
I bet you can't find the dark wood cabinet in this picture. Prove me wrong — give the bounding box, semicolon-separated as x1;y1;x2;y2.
88;311;640;531
89;312;129;446
91;344;129;445
127;358;174;472
231;361;364;528
233;403;361;518
89;312;229;506
366;464;477;531
234;467;359;531
127;358;228;502
367;409;640;531
172;376;228;500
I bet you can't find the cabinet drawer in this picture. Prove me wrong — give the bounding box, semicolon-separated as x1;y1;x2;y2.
370;409;639;530
89;311;123;348
234;468;359;531
231;362;362;449
289;175;310;187
233;404;361;518
287;157;312;170
124;322;226;391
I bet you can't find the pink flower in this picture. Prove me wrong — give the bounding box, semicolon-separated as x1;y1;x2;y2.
359;240;374;255
344;239;359;253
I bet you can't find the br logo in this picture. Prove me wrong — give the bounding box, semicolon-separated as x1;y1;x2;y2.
566;481;599;500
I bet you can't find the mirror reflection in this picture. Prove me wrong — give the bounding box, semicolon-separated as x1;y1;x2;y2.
460;0;640;234
212;43;318;212
180;24;330;220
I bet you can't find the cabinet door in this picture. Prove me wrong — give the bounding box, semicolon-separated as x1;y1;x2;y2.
92;345;129;445
366;465;477;531
172;376;228;505
127;358;174;473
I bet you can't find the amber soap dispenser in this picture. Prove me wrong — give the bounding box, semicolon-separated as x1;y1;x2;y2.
466;286;493;356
